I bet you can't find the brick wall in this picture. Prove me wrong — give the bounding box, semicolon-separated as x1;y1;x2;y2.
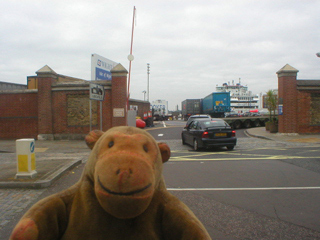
102;90;112;130
129;99;150;119
0;64;128;139
277;65;298;133
111;64;128;127
278;78;298;133
277;64;320;134
297;91;320;133
37;75;55;137
52;91;95;137
310;93;320;125
51;89;113;138
0;91;38;139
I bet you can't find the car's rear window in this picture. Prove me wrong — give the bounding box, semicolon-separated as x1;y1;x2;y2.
191;116;209;119
201;120;227;127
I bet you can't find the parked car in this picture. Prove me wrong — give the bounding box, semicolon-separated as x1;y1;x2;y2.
185;114;211;127
225;112;239;118
251;113;261;116
238;112;252;117
182;118;237;151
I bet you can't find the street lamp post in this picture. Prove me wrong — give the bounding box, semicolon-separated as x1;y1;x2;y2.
147;63;150;102
142;90;146;101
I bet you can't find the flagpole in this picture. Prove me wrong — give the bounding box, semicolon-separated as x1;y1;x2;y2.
127;6;136;111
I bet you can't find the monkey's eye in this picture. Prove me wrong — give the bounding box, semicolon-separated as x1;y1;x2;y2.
143;145;148;153
108;141;114;148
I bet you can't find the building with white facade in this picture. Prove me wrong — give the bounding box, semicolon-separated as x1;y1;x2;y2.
151;99;169;116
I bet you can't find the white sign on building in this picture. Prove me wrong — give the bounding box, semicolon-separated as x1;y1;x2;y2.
91;54;118;80
90;83;105;101
151;100;169;115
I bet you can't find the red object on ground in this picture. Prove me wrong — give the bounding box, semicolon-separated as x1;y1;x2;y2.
136;119;146;128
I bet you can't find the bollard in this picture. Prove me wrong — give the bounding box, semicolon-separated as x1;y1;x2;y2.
15;139;37;179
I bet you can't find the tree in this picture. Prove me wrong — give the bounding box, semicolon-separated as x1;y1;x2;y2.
266;90;277;123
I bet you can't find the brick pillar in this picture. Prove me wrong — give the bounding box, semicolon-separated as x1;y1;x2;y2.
276;64;299;133
36;65;57;140
111;64;128;127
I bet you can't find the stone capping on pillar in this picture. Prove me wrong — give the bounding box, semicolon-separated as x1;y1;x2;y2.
36;65;58;78
276;64;299;78
111;63;128;76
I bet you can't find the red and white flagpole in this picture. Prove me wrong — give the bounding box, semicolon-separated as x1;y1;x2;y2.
127;6;136;110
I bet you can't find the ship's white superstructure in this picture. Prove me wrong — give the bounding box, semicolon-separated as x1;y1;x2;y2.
216;80;259;112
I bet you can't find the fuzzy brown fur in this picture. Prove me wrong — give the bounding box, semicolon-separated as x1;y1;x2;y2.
10;126;211;240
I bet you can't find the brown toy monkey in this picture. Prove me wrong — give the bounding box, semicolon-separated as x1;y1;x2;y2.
10;126;211;240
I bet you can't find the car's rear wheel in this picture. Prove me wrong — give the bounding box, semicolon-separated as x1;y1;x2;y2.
227;145;234;151
193;139;199;151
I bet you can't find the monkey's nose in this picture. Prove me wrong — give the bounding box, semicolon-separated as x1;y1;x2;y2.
116;168;133;188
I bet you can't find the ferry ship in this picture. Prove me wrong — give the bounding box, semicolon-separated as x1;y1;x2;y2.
215;80;259;112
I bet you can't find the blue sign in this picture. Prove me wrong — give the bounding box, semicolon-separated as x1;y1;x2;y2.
278;105;283;115
30;142;35;153
96;67;112;80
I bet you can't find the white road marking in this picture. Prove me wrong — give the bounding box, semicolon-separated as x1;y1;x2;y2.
167;187;320;191
158;134;164;137
162;121;166;127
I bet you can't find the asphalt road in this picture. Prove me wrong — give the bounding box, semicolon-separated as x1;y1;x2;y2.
148;121;320;239
2;122;320;240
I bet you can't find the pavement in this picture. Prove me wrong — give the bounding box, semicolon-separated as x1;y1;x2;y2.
0;126;319;189
0;140;90;189
245;127;320;144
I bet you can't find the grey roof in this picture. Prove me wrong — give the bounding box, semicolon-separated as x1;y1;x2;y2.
297;80;320;86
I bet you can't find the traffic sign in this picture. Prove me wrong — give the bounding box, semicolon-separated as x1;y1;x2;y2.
90;83;105;101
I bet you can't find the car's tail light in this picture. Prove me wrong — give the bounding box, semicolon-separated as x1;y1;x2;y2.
231;130;236;137
202;131;209;138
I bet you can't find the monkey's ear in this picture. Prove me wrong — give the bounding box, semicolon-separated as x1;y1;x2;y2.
158;142;171;163
85;130;104;149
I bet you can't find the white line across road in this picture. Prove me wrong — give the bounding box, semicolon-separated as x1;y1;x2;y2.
167;186;320;191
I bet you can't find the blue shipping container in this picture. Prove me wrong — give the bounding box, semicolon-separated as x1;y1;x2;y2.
202;92;231;115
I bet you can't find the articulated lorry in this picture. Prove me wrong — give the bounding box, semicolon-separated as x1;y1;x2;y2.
181;92;231;120
202;92;231;118
181;99;202;121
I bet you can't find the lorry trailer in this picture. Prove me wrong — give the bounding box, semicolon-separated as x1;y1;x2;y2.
181;92;231;120
202;92;231;118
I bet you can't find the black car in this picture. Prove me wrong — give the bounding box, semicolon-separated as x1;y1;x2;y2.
185;114;211;127
182;118;237;151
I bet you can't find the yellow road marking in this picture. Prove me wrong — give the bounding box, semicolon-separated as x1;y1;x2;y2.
169;149;320;161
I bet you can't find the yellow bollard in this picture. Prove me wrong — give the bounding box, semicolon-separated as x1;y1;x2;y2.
15;139;37;179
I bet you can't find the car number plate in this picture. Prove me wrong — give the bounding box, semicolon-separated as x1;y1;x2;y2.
215;133;227;137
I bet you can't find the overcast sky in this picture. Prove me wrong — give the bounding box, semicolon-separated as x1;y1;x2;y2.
1;0;320;110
